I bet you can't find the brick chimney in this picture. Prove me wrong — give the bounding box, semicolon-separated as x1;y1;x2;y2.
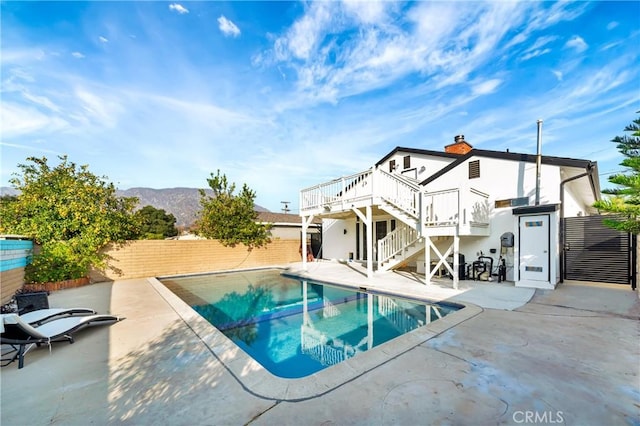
445;135;473;155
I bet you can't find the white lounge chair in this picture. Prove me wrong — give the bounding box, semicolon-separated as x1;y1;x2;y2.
19;308;97;326
1;313;124;369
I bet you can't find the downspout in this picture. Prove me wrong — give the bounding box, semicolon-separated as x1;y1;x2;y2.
559;162;597;283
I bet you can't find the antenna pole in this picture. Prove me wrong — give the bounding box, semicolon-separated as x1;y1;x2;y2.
535;119;543;206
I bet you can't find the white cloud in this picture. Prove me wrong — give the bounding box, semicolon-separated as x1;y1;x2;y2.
0;102;69;137
217;16;241;38
552;70;563;81
266;1;532;106
71;51;85;59
564;35;588;53
528;35;558;51
472;79;502;96
99;36;109;43
74;88;123;128
520;35;557;60
169;4;188;14
607;21;619;30
21;91;60;112
274;3;332;60
342;0;391;26
521;48;551;61
0;48;47;65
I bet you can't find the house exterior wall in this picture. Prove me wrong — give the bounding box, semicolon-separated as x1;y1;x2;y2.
562;179;592;217
270;225;320;240
322;219;356;261
424;157;563;204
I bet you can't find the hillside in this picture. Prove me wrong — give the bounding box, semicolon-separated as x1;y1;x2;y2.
1;186;269;228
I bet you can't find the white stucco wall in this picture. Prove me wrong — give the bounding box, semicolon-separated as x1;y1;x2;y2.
424;156;562;203
322;218;356;261
562;178;592;217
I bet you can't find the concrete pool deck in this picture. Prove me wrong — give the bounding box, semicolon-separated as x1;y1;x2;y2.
1;261;639;425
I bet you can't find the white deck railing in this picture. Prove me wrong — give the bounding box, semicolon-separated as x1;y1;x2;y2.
300;169;374;212
300;168;420;217
423;189;460;226
300;171;490;232
422;187;490;228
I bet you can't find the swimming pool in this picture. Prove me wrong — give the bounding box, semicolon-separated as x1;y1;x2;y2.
160;269;461;379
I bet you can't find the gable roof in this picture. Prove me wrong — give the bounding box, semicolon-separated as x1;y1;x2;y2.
374;146;600;202
375;147;461;166
418;148;597;185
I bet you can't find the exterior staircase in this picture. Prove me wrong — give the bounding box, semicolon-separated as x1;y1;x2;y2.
376;224;423;272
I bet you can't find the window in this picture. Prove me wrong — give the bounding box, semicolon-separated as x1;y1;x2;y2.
403;155;411;169
389;160;396;172
468;160;480;179
495;197;529;209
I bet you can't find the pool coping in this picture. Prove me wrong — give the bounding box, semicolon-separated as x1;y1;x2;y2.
147;271;483;401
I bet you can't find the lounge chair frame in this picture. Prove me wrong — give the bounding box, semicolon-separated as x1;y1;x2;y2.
1;313;122;369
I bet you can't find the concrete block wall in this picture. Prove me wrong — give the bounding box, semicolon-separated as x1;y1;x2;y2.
1;268;26;305
90;239;301;281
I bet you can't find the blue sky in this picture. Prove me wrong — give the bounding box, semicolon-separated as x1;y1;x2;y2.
1;1;639;212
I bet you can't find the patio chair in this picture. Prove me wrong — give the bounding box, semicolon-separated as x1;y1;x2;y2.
1;313;124;369
20;308;98;326
15;291;50;314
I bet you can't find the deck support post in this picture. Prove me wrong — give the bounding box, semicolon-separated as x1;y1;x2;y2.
425;236;430;285
301;214;315;271
366;205;373;278
453;227;460;290
352;207;373;279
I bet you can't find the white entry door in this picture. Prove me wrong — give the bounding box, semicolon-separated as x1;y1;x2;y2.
519;214;550;282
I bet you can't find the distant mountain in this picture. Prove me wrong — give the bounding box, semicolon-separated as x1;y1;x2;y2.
0;187;19;197
1;186;269;228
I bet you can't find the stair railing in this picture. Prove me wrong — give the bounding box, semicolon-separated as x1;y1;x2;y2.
377;224;419;267
375;169;420;218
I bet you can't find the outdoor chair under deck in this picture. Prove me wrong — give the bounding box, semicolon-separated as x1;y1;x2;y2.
1;313;124;369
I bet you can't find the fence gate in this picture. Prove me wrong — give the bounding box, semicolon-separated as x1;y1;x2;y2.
563;215;635;286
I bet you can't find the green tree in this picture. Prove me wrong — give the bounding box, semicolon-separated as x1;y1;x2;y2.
195;170;271;248
0;156;140;282
593;113;640;234
135;205;178;239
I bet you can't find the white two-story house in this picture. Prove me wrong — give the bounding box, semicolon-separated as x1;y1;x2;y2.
299;136;600;290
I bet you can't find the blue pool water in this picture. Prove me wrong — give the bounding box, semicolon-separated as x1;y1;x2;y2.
160;269;460;378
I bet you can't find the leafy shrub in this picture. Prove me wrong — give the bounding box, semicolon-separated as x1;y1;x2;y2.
25;242;89;283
